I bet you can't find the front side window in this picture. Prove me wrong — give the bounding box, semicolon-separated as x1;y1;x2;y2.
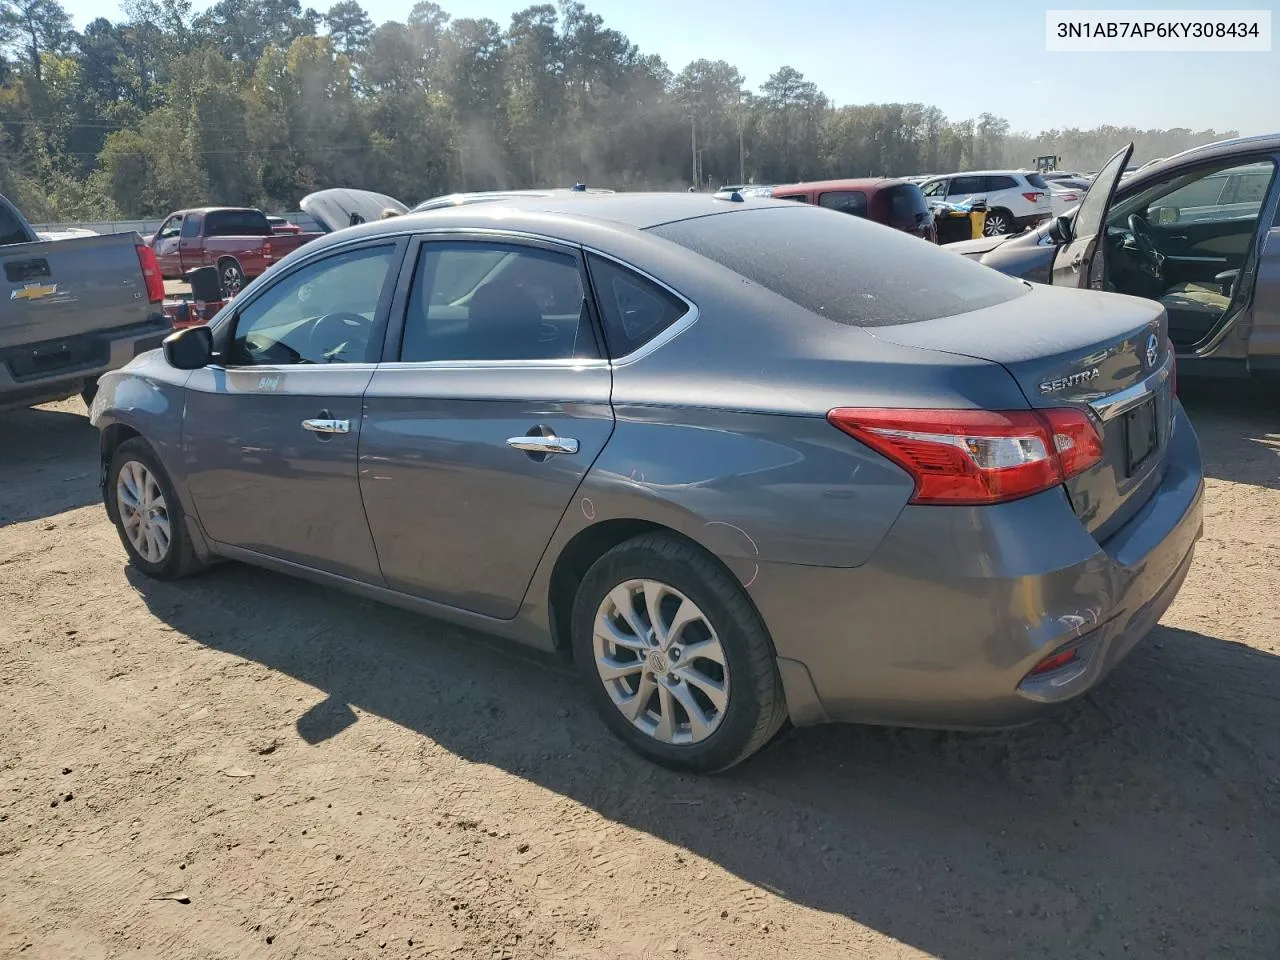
229;245;396;366
399;241;594;362
921;180;946;198
157;216;181;240
818;191;869;217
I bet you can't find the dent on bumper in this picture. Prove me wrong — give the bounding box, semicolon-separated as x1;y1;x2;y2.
753;407;1205;730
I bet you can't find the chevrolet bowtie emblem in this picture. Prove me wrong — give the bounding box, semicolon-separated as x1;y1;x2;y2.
10;283;58;301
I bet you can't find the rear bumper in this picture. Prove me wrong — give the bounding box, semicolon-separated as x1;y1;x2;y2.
0;320;169;411
756;403;1205;729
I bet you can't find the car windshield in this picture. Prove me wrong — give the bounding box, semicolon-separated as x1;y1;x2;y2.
649;205;1028;326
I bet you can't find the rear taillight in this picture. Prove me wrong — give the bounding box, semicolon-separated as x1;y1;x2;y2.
1029;645;1079;675
827;407;1104;505
135;244;164;304
1022;191;1044;203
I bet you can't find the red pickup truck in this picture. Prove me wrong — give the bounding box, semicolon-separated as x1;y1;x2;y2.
149;207;322;294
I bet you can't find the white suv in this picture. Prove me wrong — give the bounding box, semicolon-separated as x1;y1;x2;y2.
919;170;1053;236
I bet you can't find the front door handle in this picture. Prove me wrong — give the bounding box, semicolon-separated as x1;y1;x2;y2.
506;434;579;456
302;418;350;435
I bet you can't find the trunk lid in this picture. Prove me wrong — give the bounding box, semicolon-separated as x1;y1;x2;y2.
869;283;1174;541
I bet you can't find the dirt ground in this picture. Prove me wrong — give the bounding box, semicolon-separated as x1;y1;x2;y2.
1;383;1278;960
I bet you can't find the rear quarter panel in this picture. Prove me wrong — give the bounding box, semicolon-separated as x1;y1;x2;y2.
200;237;270;276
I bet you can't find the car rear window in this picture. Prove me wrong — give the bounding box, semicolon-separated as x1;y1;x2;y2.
885;183;930;223
649;206;1028;327
1025;173;1050;189
204;210;272;237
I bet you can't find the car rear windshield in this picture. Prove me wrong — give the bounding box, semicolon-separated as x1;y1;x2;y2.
648;206;1027;326
885;183;930;223
204;209;272;237
1024;173;1049;189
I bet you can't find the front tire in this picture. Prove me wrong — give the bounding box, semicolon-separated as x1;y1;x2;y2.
108;438;205;580
571;533;787;772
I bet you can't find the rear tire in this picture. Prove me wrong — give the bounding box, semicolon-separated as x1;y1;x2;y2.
218;257;245;297
571;533;787;773
983;208;1013;236
108;437;205;581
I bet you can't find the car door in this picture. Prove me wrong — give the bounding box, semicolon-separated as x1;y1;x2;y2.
152;215;183;276
181;238;408;582
178;212;204;275
359;234;615;619
1051;143;1134;289
1248;200;1280;370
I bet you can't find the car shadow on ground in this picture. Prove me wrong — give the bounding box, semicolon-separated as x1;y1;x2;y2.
130;558;1280;960
1180;379;1280;490
0;404;100;528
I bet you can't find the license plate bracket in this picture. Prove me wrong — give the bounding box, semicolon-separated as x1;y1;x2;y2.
1124;396;1158;476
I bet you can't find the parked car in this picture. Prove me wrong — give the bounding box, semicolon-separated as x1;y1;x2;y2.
948;134;1280;379
1048;180;1085;217
919;170;1053;236
149;207;323;295
752;178;938;241
0;191;171;413
92;192;1203;771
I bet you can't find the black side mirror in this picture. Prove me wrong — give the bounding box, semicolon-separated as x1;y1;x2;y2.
1052;216;1073;243
162;325;213;370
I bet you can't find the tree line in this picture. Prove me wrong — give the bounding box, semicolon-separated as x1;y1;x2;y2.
0;0;1238;220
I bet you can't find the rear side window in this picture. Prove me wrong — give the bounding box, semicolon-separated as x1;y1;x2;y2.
650;206;1027;327
949;175;985;194
985;175;1018;191
1024;173;1049;190
204;210;272;237
0;203;29;246
588;254;688;356
818;191;868;217
180;215;201;238
773;193;809;203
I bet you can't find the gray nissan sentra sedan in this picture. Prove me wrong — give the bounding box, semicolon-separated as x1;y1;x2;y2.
90;192;1205;772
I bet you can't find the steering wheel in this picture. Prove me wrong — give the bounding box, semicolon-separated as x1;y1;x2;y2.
1127;214;1164;278
308;312;372;363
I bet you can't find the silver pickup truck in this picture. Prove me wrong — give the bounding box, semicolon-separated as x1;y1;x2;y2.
1;192;172;412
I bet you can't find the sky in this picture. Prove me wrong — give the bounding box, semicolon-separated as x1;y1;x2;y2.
61;0;1278;136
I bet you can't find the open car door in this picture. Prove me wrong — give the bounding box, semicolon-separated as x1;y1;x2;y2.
1052;143;1133;290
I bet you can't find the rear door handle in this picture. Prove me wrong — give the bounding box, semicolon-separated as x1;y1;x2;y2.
506;434;579;455
302;418;350;435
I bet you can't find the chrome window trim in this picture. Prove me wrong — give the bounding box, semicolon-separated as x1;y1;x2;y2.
366;228;701;370
1088;351;1173;422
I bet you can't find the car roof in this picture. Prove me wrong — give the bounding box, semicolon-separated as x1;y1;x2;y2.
414;187;615;211
931;170;1030;178
768;177;909;193
1153;133;1280;168
294;192;807;259
179;207;263;216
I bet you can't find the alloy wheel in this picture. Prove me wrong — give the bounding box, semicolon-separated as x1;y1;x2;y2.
592;579;730;745
116;460;171;564
983;212;1010;236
